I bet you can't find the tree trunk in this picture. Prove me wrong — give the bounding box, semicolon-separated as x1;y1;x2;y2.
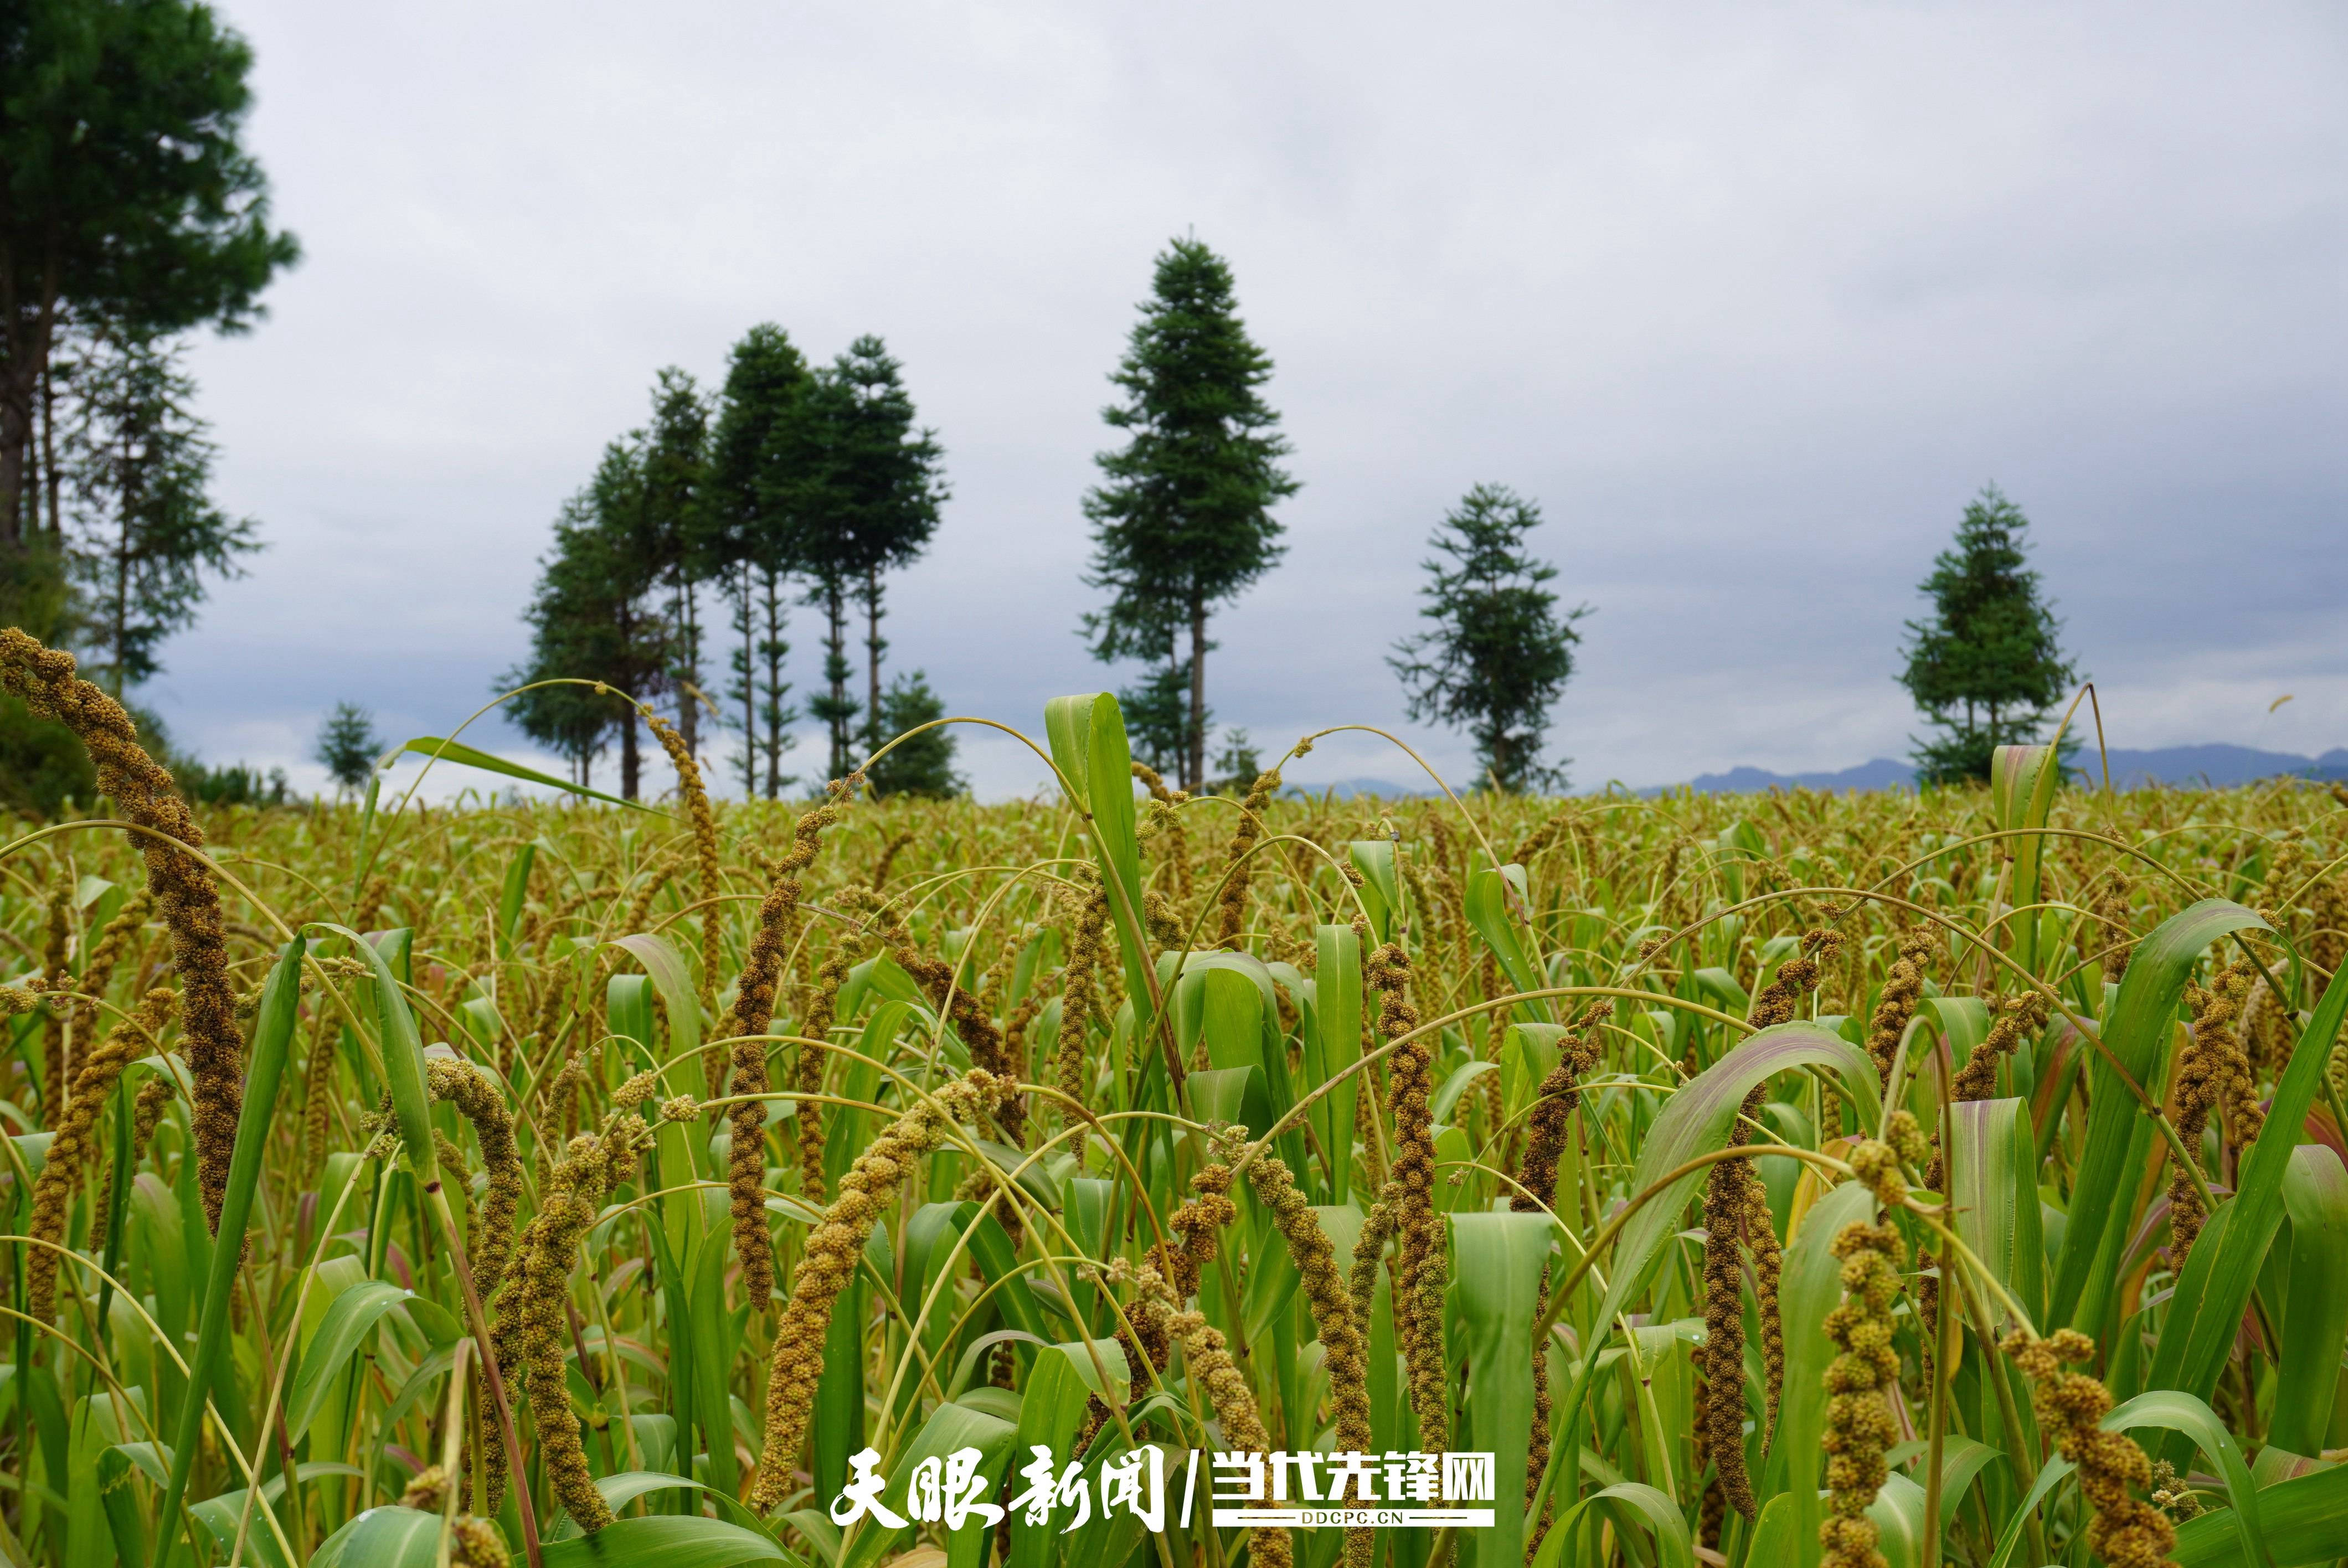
826;580;849;781
0;367;32;555
1187;599;1208;793
1;280;60;556
864;565;884;752
763;572;786;799
40;356;61;540
112;424;132;698
619;600;642;801
740;567;756;797
677;579;699;759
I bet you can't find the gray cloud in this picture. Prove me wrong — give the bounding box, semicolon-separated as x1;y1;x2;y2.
163;0;2344;798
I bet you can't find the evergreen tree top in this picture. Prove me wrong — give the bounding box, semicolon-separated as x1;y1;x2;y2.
2;0;299;339
1388;483;1587;793
1897;484;2078;784
1083;235;1296;658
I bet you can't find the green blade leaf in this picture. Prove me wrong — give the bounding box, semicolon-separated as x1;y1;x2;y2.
1548;1022;1881;1512
307;1504;444;1568
539;1515;793;1567
1762;1178;1879;1567
284;1280;414;1443
2171;1459;2348;1567
1452;1210;1554;1566
150;936;305;1568
398;734;663;813
2048;898;2269;1331
1947;1097;2044;1331
2145;950;2348;1397
2103;1389;2270;1568
2270;1144;2348;1455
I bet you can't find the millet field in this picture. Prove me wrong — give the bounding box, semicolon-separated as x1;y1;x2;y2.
4;632;2346;1568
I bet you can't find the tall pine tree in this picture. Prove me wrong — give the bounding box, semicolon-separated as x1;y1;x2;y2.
1;0;296;580
1083;238;1295;791
642;367;713;759
832;337;946;762
789;338;948;781
1897;485;2077;785
1389;484;1588;793
704;325;811;797
504;450;671;798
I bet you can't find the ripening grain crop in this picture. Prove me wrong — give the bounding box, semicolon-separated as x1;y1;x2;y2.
4;635;2346;1568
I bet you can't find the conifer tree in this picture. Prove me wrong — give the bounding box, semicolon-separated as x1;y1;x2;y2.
1;0;297;573
642;367;713;758
834;337;946;762
63;330;261;696
705;325;811;797
1389;484;1588;793
1083;238;1296;792
785;337;948;780
314;702;380;793
864;670;964;798
1898;485;2077;785
504;460;671;799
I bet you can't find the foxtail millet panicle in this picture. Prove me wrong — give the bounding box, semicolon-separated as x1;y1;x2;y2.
39;874;71;1125
2167;960;2256;1266
90;1075;176;1256
2004;1329;2177;1568
27;987;176;1321
302;1009;337;1173
841;883;1025;1142
1214;761;1285;949
1511;999;1610;1548
1135;1259;1291;1568
715;781;858;1298
647;711;728;1102
750;1070;1006;1512
1232;1141;1372;1456
1864;930;1935;1089
1369;933;1449;1451
1131;760;1194;905
2;631;246;1233
1698;1091;1765;1522
1820;1217;1904;1568
426;1055;524;1293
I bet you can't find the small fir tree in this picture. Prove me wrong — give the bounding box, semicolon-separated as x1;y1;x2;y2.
1208;728;1261;796
315;702;381;793
1082;237;1296;792
1388;484;1588;793
1897;486;2077;785
864;670;964;798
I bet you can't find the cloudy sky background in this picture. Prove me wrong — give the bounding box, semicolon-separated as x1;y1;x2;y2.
156;0;2344;798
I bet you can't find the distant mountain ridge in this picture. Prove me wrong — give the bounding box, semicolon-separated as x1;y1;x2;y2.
1682;744;2348;795
1281;743;2347;800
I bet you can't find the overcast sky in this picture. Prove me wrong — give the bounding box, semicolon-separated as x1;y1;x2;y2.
154;0;2344;799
